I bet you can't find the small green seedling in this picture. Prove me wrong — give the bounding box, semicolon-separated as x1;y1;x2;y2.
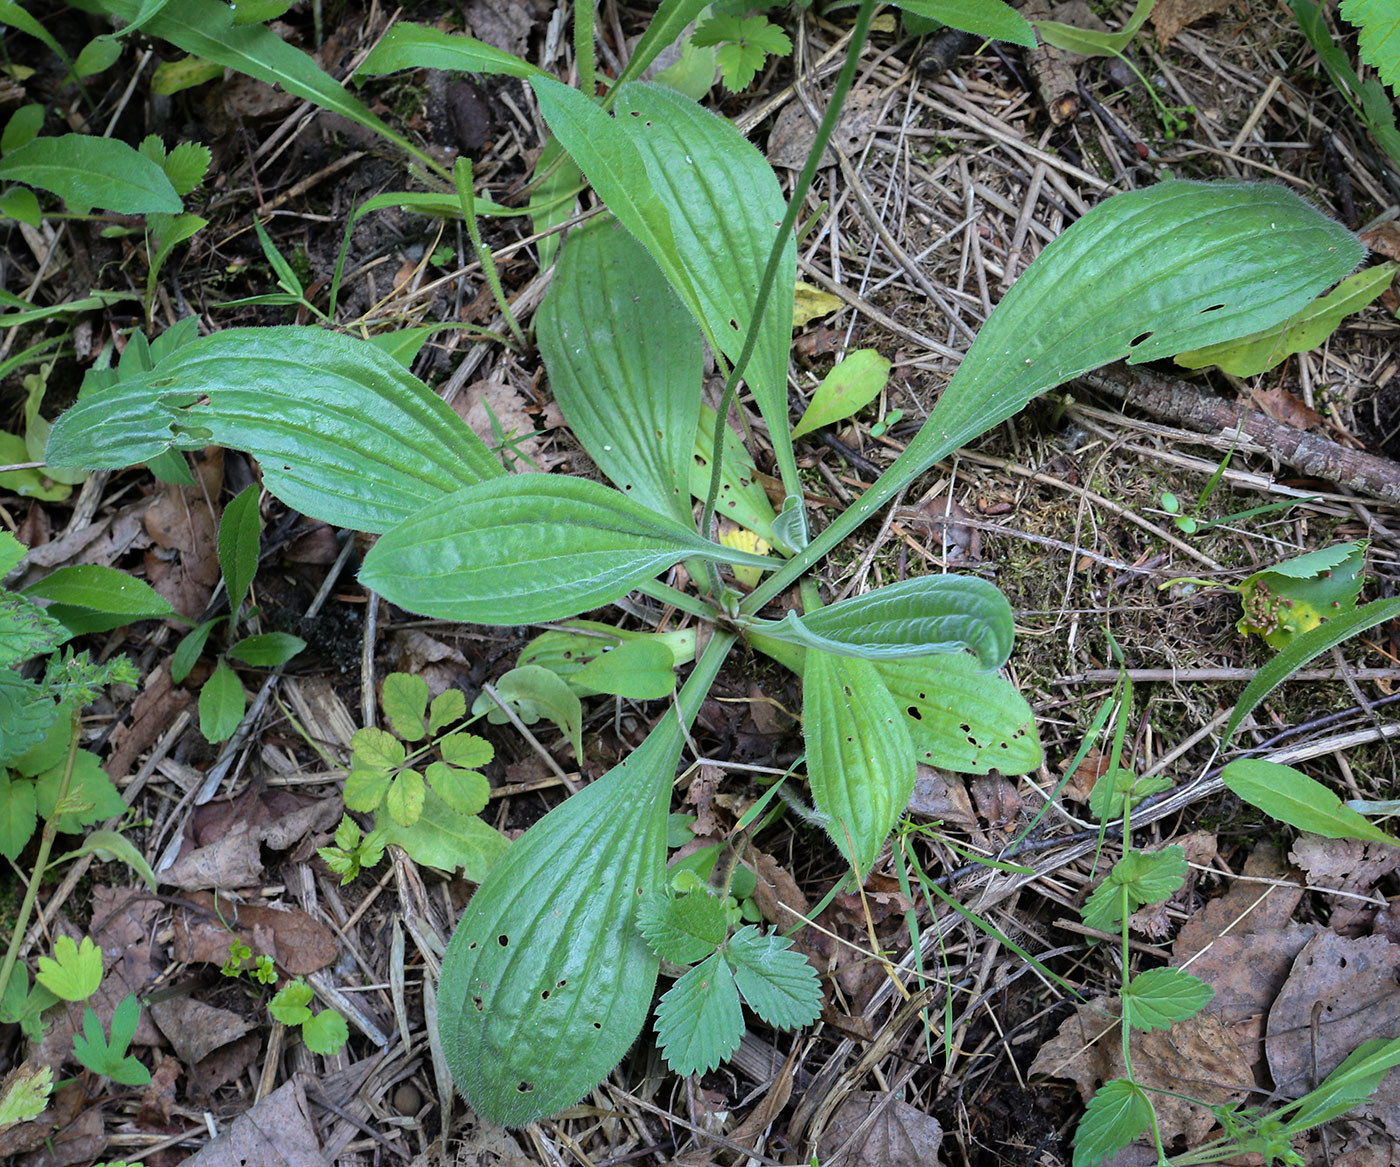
268;979;349;1055
318;815;387;886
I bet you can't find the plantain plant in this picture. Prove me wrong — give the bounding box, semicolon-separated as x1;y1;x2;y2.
38;0;1369;1132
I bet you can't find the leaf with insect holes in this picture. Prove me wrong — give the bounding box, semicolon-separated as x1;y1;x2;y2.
72;995;149;1085
638;890;729;966
1235;541;1366;649
1082;847;1187;933
36;935;102;1002
382;672;430;741
725;926;822;1030
1221;758;1397;846
803;650;915;879
654;952;743;1075
1074;1078;1153;1167
1122;967;1214;1032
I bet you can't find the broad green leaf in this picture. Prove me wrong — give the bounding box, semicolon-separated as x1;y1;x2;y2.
1175;263;1397;376
791;349;892;440
34;748;125;832
46;327;504;533
424;761;489;816
1224;597;1400;746
803;650;915;879
0;135;180;214
747;182;1365;614
73;34;121;77
227;632;305;667
572;638;677;700
376;786;507;881
354;23;546;80
472;665;583;763
385;769;425;827
217;483;261;614
891;0;1037;48
1082;847;1187;932
530;77;700;323
300;1007;349;1055
0;1063;51;1127
0;185;40;227
1121;967;1214;1032
691;404;777;543
526;136;580;271
0;590;66;668
1036;0;1153;56
268;979;312;1024
382;672;429;741
653;953;743;1076
1073;1078;1153;1167
170;619;217;685
0;532;22;575
2;104;43;153
360;476;772;625
874;653;1041;775
69;0;431;170
755;575;1014;668
536;218;702;526
0;772;38;861
638;890;729;965
60;829;157;892
725;926;822;1029
1221;758;1396;846
36;935;102;1002
150;53;224;94
199;659;245;743
437;708;688;1125
8;701;75;778
362;326;432;368
611;83;799;496
22;565;172;619
1340;0;1400;95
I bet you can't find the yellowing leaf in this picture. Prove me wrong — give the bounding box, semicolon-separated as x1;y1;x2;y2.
791;349;891;440
1174;263;1396;376
792;281;842;329
35;935;102;1002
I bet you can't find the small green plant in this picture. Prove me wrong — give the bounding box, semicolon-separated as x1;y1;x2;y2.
41;0;1379;1136
341;673;507;881
317;815;387;886
691;9;794;93
267;979;349;1055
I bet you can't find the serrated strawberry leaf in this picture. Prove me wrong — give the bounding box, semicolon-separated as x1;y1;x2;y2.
1082;847;1187;933
654;953;743;1076
724;926;822;1029
1121;967;1214;1032
1073;1078;1153;1167
638;890;728;966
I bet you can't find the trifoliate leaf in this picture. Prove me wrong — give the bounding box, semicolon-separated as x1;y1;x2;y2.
1082;846;1187;933
1121;967;1214;1032
1339;0;1400;95
382;673;429;741
35;935;102;1002
301;1007;349;1055
638;891;728;966
654;953;743;1076
1073;1077;1153;1167
268;979;313;1025
424;761;489;816
725;926;822;1029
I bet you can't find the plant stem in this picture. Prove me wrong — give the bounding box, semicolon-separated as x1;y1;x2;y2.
454;158;526;349
575;0;597;98
0;708;82;1000
700;0;878;541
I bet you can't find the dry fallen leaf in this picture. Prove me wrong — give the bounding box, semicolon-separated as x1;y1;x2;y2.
175;1077;325;1167
1247;384;1326;431
171;892;338;976
815;1091;945;1167
768;86;886;170
1289;834;1400;935
1150;0;1236;46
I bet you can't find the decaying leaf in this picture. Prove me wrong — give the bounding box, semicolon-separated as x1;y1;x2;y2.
1151;0;1237;45
815;1090;945;1167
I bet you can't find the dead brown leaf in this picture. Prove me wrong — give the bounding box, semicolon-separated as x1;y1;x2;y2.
1361;222;1400;263
768;86;886;170
1031;998;1251;1146
15;1098;105;1167
171;892;338;976
104;658;193;783
1150;0;1236;45
1173;844;1304;959
164;795;342;890
138;1056;182;1127
815;1091;945;1167
1247;384;1325;431
970;775;1022;830
452;380;551;471
685;764;723;838
142;448;223;620
175;1077;324;1166
148;996;256;1068
1289;834;1400;935
908;767;978;831
1062;747;1111;803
